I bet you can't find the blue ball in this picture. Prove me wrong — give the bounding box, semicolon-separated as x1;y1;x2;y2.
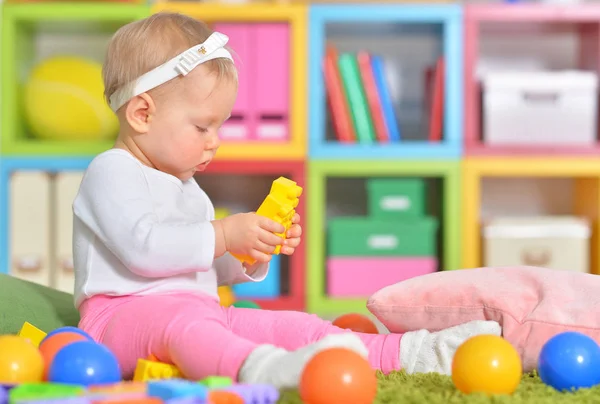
48;340;121;387
42;326;93;344
538;331;600;392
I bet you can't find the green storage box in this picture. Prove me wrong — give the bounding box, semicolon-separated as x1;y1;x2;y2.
328;216;438;256
367;178;425;219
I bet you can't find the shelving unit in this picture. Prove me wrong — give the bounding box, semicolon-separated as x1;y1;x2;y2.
461;157;600;273
307;160;460;316
308;4;463;159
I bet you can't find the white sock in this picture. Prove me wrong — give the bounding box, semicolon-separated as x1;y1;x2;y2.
238;333;368;389
400;320;501;375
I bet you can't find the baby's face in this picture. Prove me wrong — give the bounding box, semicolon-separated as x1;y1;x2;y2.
143;65;237;181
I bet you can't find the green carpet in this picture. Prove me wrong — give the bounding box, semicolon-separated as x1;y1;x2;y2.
277;370;600;403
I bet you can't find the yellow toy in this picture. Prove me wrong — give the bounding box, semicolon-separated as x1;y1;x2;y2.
133;358;182;382
17;322;47;348
24;56;119;141
0;335;45;383
451;334;522;395
232;177;303;265
218;285;236;307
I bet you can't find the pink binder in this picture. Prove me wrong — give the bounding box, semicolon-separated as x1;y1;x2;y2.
213;23;253;141
253;23;290;141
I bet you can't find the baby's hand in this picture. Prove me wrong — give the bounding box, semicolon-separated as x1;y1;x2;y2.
222;212;284;263
281;213;302;256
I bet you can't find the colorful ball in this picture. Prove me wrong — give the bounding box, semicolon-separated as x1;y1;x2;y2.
232;300;261;309
332;313;379;334
39;332;88;380
299;347;377;404
452;334;522;395
23;56;118;141
538;331;600;392
48;340;121;387
0;335;44;383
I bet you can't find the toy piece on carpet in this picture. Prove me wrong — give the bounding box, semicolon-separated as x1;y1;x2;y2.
332;313;378;334
232;176;303;265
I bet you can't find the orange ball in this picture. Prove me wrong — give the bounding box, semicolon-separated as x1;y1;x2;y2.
299;347;377;404
332;313;379;334
38;332;87;380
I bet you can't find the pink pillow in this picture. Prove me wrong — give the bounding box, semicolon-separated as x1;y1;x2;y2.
367;266;600;372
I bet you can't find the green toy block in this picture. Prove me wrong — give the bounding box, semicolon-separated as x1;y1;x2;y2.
199;376;233;388
1;3;150;156
306;160;461;317
232;300;261;309
9;383;84;404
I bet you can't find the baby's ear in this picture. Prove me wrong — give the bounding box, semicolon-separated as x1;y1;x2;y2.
125;93;155;133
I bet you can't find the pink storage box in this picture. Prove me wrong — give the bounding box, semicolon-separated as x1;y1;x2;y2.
327;256;437;298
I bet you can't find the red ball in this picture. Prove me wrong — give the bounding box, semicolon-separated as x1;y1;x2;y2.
332;313;379;334
299;347;377;404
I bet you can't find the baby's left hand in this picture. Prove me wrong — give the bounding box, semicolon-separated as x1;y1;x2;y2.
281;213;302;255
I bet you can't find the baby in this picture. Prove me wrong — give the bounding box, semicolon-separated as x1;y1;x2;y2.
73;11;501;388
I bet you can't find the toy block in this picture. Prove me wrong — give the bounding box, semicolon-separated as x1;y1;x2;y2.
207;390;243;404
88;382;147;395
198;376;232;389
9;383;84;403
232;177;303;264
133;359;182;382
17;322;46;348
91;398;161;404
147;379;207;401
219;384;279;404
13;398;91;403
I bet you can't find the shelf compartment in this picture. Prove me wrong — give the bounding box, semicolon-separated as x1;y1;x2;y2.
152;2;308;161
461;157;600;274
307;160;460;317
1;3;150;156
464;4;600;156
308;4;463;159
203;160;306;311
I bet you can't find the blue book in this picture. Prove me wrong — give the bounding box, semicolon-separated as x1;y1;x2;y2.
371;56;401;142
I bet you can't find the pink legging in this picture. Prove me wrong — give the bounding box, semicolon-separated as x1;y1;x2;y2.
78;292;402;381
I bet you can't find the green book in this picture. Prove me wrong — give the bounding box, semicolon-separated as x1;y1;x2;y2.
338;53;376;143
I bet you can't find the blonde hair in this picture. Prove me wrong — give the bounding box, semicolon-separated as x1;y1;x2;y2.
102;11;237;108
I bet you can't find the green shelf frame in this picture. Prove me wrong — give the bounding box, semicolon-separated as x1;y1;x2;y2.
1;3;151;156
306;160;461;316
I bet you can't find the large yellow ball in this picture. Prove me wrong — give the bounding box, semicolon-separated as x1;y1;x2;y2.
452;334;522;395
0;335;44;383
24;56;118;141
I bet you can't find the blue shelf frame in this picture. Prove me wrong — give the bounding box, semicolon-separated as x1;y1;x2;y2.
0;156;93;275
308;4;464;159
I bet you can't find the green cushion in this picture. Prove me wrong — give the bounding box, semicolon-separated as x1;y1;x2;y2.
0;274;79;335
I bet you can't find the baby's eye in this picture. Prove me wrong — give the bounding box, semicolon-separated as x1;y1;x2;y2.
196;126;208;133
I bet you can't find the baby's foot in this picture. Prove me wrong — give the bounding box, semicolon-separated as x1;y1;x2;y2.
400;320;501;375
239;333;368;389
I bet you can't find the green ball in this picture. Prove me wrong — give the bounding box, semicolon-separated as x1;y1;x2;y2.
232;300;261;309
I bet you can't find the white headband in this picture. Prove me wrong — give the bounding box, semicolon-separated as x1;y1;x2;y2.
109;31;234;112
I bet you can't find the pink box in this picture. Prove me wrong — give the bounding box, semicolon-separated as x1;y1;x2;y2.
252;23;290;141
213;23;253;141
327;257;437;298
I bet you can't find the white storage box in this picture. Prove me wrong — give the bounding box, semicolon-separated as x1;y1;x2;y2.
483;216;590;272
482;71;598;146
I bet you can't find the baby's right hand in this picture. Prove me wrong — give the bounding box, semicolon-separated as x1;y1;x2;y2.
221;212;285;263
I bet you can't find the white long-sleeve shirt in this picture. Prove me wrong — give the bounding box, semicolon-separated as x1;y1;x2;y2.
72;148;267;308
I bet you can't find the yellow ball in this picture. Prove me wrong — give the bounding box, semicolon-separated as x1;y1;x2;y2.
24;56;118;141
452;334;522;395
218;286;236;307
0;335;44;383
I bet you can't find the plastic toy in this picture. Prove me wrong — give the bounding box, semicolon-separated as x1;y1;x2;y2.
451;334;522;395
17;322;47;348
0;322;279;403
332;313;379;334
0;335;44;383
231;300;261;309
41;326;93;344
538;331;600;392
299;347;377;404
218;285;236;307
48;340;121;387
39;331;88;379
24;56;119;142
233;176;303;265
